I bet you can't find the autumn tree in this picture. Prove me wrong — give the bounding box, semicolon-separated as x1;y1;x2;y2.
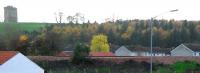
90;34;110;52
16;34;29;55
19;35;29;42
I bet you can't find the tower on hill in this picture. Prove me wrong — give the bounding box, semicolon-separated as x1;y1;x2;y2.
4;6;18;23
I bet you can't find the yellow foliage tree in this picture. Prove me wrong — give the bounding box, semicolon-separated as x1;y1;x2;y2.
90;34;110;52
52;26;62;34
19;35;28;42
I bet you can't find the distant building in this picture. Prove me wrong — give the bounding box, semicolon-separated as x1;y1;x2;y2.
185;43;200;56
115;46;169;56
171;44;194;56
4;6;18;23
173;43;200;56
115;46;132;56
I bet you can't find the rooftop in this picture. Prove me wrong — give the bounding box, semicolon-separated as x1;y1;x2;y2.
0;51;18;64
89;52;115;57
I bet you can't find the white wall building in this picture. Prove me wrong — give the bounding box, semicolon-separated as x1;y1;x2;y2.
115;46;167;56
131;51;149;56
194;52;200;56
0;51;44;73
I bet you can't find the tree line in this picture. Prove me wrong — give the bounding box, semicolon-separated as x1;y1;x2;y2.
0;19;200;55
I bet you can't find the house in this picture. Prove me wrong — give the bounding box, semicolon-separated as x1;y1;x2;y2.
151;47;171;56
115;46;168;56
0;51;44;73
183;43;200;56
131;51;149;56
131;47;167;56
89;52;115;57
115;46;132;56
194;51;200;56
171;44;194;56
151;52;167;56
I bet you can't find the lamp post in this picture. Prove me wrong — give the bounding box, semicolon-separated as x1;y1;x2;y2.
150;9;178;73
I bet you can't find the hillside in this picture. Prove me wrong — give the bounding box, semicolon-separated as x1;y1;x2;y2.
0;22;48;33
1;20;200;55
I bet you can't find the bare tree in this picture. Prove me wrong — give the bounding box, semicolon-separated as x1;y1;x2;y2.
54;12;64;24
54;12;58;23
66;12;85;24
58;12;63;24
72;13;85;23
67;16;74;23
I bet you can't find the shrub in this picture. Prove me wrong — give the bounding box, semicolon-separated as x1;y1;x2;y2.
171;61;198;73
71;43;90;65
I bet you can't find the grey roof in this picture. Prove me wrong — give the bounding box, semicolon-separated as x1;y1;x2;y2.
171;44;194;53
115;46;132;53
183;43;200;51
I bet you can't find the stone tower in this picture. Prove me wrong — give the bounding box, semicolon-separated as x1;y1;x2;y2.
4;6;18;23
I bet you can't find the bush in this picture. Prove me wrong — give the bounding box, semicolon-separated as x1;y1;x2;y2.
171;61;198;73
71;43;90;65
154;67;173;73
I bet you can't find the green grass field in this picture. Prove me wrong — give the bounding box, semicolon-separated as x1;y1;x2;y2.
0;22;49;33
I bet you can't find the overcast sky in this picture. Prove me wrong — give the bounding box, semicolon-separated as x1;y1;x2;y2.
0;0;200;23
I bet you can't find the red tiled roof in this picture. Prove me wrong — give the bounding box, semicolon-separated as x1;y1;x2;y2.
0;51;18;64
56;51;73;57
89;52;115;57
